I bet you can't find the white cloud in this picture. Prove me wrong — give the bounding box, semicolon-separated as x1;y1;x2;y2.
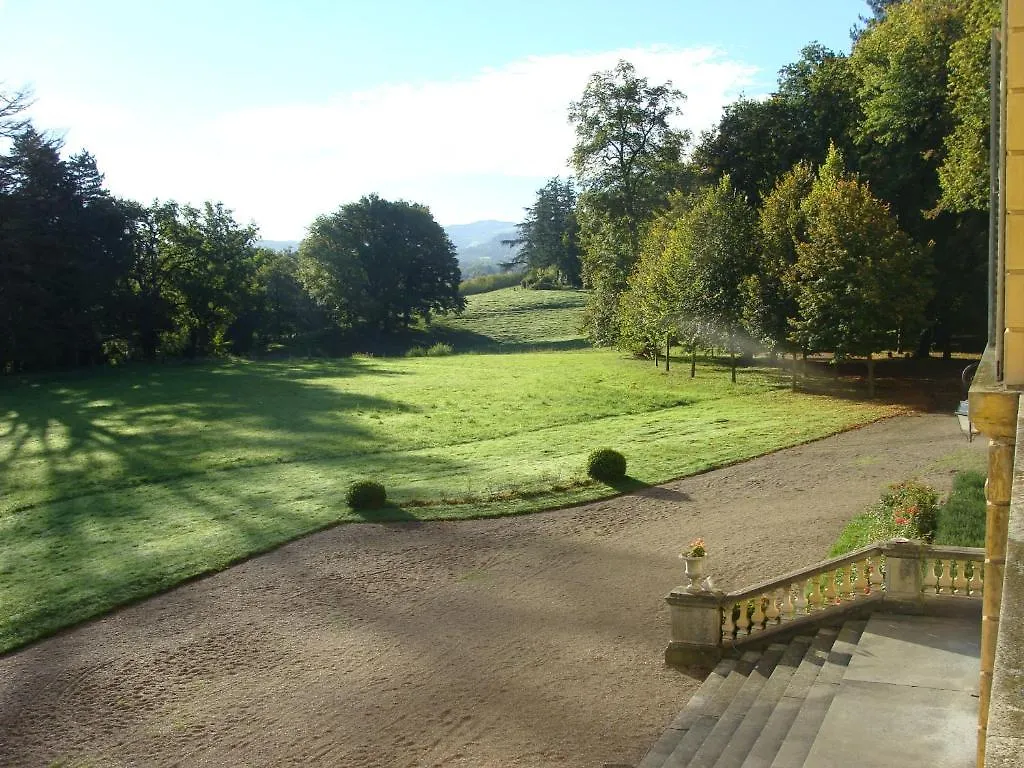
28;46;756;239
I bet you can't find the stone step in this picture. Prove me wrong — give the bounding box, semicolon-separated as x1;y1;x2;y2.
637;658;738;768
769;620;866;768
799;614;981;768
711;635;813;768
661;651;762;768
685;643;789;768
739;628;840;768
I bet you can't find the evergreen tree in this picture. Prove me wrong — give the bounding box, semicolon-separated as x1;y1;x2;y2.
502;177;582;287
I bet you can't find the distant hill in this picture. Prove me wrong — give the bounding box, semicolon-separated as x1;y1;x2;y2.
444;220;520;277
444;220;517;249
256;221;522;277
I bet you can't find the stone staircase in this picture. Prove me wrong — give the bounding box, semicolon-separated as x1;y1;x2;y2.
637;613;980;768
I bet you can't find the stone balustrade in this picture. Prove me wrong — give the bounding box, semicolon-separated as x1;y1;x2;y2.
665;540;984;667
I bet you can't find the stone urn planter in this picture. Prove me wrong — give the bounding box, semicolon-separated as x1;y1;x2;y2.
682;555;708;592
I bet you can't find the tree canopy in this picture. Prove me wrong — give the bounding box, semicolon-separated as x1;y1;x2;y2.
299;195;464;332
569;60;689;344
503;177;582;287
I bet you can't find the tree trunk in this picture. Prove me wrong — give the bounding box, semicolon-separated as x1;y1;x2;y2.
792;351;798;391
690;345;697;378
730;333;737;384
867;353;876;399
665;334;670;373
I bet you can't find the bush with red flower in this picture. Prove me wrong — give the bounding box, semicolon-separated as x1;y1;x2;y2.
872;480;939;541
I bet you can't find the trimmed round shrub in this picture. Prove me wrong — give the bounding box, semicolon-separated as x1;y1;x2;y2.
587;448;627;483
346;480;387;510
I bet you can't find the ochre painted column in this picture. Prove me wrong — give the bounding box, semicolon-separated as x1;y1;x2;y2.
970;359;1019;767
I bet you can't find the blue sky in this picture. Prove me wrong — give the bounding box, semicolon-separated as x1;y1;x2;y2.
0;1;869;238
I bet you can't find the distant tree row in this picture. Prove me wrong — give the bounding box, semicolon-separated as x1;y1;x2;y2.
0;97;463;373
565;0;997;367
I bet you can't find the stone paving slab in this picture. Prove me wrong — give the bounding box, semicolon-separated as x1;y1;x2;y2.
842;614;981;693
803;614;981;768
802;680;977;768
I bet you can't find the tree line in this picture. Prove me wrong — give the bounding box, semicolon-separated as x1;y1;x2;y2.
512;0;996;376
0;91;463;373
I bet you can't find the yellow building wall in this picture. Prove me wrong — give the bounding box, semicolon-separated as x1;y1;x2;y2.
1004;0;1024;383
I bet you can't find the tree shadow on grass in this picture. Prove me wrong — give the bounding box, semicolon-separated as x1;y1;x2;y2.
0;356;420;512
0;357;476;658
754;355;974;413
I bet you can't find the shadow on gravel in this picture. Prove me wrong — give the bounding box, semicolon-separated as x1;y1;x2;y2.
601;477;691;502
351;503;421;524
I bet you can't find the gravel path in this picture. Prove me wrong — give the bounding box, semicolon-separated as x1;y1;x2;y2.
0;413;984;768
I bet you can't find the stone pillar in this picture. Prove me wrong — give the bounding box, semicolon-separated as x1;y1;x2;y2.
969;347;1019;768
880;539;925;613
665;588;724;667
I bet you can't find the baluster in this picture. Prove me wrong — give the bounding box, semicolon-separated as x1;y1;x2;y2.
808;577;823;611
922;558;939;594
869;558;884;593
722;603;736;639
751;595;766;630
795;580;809;615
854;560;869;594
766;589;782;623
953;559;969;594
938;559;954;594
843;564;855;600
781;583;795;619
969;560;983;596
824;568;838;604
736;599;751;635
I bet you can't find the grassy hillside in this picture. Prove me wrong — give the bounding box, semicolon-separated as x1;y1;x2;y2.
429;287;587;351
0;352;900;653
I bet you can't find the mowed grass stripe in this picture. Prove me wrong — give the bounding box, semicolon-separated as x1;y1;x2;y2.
3;351;780;514
0;352;896;653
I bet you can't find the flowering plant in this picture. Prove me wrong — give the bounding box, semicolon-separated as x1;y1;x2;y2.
873;481;939;542
682;537;706;558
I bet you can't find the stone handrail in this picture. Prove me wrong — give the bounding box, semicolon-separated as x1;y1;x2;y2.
665;540;985;667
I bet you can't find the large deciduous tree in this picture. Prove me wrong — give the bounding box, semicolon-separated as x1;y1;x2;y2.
156;201;259;357
683;177;760;383
694;45;858;206
743;162;815;363
299;195;464;332
938;0;1001;213
851;0;995;354
569;60;689;344
791;147;931;396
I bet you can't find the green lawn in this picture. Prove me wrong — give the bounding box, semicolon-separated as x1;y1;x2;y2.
429;287;588;350
934;470;986;547
0;350;898;653
830;470;987;556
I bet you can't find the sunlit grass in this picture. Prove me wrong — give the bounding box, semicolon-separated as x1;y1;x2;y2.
430;287;588;349
0;346;900;653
